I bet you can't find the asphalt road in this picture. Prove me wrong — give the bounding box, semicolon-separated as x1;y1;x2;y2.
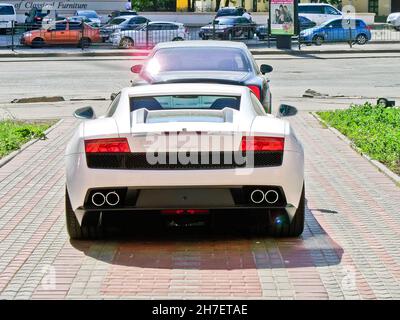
0;52;399;112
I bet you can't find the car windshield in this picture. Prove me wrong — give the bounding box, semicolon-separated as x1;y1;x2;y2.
148;47;251;73
214;18;236;25
78;11;98;18
109;18;126;25
218;9;236;16
0;5;14;14
130;95;241;112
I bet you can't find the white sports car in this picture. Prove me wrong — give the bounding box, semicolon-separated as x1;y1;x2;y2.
65;83;304;239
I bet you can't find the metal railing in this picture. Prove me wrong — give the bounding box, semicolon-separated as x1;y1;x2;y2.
1;21;399;50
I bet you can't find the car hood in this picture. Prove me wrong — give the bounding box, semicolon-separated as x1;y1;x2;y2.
141;71;252;84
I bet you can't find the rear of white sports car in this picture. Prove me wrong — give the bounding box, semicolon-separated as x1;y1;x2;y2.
65;84;304;239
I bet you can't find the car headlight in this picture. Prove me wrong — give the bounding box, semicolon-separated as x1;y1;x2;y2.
24;32;32;37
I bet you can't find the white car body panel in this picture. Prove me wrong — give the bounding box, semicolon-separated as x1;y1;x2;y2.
387;13;400;28
0;3;16;29
66;84;304;224
299;3;342;25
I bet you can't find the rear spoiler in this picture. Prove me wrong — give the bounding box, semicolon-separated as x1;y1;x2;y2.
150;78;245;85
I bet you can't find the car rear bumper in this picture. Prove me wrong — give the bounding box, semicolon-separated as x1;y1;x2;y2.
66;150;304;223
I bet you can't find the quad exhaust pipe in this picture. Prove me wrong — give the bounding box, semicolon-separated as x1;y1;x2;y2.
91;191;120;207
250;189;279;205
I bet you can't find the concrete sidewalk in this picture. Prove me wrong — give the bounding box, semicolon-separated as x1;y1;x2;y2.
0;42;399;58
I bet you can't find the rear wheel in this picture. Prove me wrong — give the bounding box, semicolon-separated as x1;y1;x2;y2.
119;37;134;49
356;33;368;45
65;188;103;240
78;37;91;48
313;35;324;46
268;184;305;237
172;36;184;41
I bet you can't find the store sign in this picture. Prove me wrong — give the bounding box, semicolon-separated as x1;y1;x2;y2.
9;0;125;13
270;0;295;36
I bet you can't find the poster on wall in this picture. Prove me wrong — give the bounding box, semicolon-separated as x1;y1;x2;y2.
270;0;295;35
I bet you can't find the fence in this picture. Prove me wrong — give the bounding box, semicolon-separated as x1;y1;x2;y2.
1;21;399;50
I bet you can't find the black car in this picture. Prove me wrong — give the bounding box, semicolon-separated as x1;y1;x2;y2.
130;41;274;113
24;8;48;29
256;16;317;40
199;16;256;40
215;7;245;18
100;15;150;42
107;10;137;22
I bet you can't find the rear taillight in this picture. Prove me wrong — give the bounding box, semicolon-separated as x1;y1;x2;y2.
241;136;284;152
247;85;261;100
35;17;42;21
85;138;130;153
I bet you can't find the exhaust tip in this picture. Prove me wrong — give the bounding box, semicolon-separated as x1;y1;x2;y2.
92;192;106;207
265;190;279;204
250;189;265;204
106;191;120;206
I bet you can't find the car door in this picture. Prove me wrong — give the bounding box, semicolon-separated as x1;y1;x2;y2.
44;21;68;44
324;20;345;42
67;21;83;44
147;23;164;45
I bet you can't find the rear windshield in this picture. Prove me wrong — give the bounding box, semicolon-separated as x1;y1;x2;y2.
130;95;241;111
78;11;98;18
215;17;237;25
0;5;14;15
150;47;251;72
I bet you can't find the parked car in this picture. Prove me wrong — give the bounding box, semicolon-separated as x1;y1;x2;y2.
299;18;371;45
130;41;273;113
256;16;317;40
199;16;256;40
74;10;101;27
20;20;101;47
215;6;245;18
298;3;342;25
24;7;48;29
0;3;16;33
100;15;150;42
387;12;400;31
66;83;304;239
67;16;98;28
110;21;188;49
107;10;137;21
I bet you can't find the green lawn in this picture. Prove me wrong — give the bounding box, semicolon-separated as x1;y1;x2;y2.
0;120;53;159
317;103;400;175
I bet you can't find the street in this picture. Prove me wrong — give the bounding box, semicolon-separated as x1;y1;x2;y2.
0;52;400;111
0;51;400;299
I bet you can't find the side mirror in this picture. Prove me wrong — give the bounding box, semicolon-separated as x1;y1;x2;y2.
277;104;297;117
131;64;142;73
73;106;95;119
260;64;273;74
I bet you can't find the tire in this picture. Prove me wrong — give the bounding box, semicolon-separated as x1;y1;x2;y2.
65;188;103;240
119;37;134;49
355;33;368;45
78;37;91;48
247;31;254;40
268;184;305;237
172;37;184;41
31;37;44;48
313;35;324;46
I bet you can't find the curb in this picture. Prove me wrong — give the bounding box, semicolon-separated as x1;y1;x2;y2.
0;119;64;169
311;112;400;186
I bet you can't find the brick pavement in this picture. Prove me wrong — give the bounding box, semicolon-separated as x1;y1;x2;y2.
0;112;399;299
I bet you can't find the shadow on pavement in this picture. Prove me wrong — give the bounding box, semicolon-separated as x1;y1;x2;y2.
70;201;343;270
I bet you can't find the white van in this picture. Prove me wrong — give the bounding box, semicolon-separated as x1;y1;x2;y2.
0;3;16;32
298;3;342;25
